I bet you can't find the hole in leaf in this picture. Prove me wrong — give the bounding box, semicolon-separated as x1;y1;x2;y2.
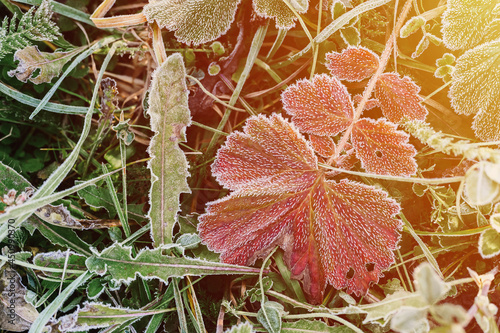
375;150;383;158
346;268;355;279
365;263;375;272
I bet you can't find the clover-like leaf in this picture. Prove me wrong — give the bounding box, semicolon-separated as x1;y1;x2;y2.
450;39;500;117
198;114;403;304
351;118;417;176
143;0;242;45
325;46;380;82
441;0;500;50
253;0;309;29
281;74;354;136
375;73;428;123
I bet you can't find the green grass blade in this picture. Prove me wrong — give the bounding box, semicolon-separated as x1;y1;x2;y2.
173;278;189;333
28;271;93;333
13;0;94;26
0;42;118;242
29;36;116;119
102;163;131;237
0;80;91;114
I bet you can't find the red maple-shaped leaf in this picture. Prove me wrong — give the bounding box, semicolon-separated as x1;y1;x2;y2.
198;114;403;304
325;46;380;82
281;74;354;136
375;73;428;123
351;118;417;176
309;134;335;158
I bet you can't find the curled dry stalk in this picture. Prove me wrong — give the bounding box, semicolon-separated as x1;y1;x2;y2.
327;0;414;166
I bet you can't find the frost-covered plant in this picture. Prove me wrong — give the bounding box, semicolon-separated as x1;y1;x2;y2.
197;46;428;304
0;0;61;60
143;0;310;45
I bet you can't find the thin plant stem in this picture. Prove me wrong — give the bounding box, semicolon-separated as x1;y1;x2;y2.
327;0;414;165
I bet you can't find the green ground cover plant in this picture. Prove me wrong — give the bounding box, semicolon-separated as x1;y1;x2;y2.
0;0;499;332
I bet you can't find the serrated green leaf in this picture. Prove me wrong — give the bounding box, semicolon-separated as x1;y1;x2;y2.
257;301;285;333
479;229;500;258
414;263;449;305
281;319;354;332
85;243;262;285
33;250;86;278
57;302;150;331
143;0;241;45
8;45;79;84
146;53;191;245
441;0;500;50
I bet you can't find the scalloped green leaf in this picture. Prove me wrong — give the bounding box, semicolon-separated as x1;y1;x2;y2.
472;102;500;141
441;0;500;50
143;0;241;45
450;39;500;119
146;53;191;245
253;0;309;29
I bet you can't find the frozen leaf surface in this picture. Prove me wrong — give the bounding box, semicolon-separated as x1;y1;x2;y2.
441;0;500;50
282;74;354;136
450;40;500;141
473;106;500;141
198;114;403;303
352;118;417;176
375;73;428;123
8;46;77;84
147;53;191;245
253;0;309;28
309;135;335;158
325;46;380;81
143;0;241;45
